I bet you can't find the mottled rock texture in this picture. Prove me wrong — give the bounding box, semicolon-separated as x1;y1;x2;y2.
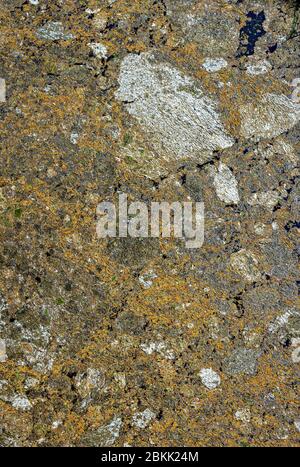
0;0;299;448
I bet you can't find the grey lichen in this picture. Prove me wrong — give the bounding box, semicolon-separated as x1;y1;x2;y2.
36;22;74;41
224;349;260;376
115;52;234;165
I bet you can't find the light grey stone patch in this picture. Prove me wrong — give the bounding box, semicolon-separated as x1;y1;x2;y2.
262;243;297;280
139;270;157;289
75;368;105;398
132;409;156;429
115;53;234;165
235;408;251;423
271;139;298;166
0;379;8;391
202;58;228;72
268;309;300;334
0;339;7;362
291;338;300;363
214;299;238;317
224;348;260;376
94;416;122;446
0;78;6;102
70;132;79;144
36;22;74;41
254;222;267;235
247;191;280;210
259;138;298;167
24;377;39;389
230;249;261;282
11;395;32;411
199;368;221;389
213;163;240;204
0;294;8;316
52;420;62;429
294;419;300;433
240;93;300;140
85;8;100;15
6;320;55;372
246;60;272;75
276;427;289;440
166;5;240;56
140;341;175;360
89;42;108;59
81;416;122;446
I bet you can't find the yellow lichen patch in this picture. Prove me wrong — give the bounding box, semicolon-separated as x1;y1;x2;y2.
62;413;86;441
126;275;214;328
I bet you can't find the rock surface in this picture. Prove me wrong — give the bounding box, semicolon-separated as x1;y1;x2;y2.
0;0;299;448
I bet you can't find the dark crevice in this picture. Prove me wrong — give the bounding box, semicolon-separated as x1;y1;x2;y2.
236;11;266;58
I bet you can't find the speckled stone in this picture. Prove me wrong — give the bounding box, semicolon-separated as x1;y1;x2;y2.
0;0;299;448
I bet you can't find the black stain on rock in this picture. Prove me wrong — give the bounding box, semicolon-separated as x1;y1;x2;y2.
268;42;278;54
236;11;266;58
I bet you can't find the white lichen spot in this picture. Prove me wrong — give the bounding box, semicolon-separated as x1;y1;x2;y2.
276;427;289;440
247;191;280;210
85;8;100;15
70;132;79;144
199;368;221;390
272;138;298;166
115;52;234;165
230;249;261;282
294;419;300;433
97;416;122;445
240;93;300;140
24;377;39;389
268;309;299;334
89;42;108;59
11;395;32;411
93;13;108;31
243;327;260;346
213;163;240;204
140;341;175;360
0;339;7;362
0;379;8;391
75;368;105;398
52;420;62;429
184;14;199;28
29;0;39;5
208;316;220;340
246;60;272;75
139;270;157;288
254;223;267;235
291;338;300;363
0;78;6;103
202;58;228;72
132;409;156;429
36;22;74;41
235;408;251;423
12;322;54;372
